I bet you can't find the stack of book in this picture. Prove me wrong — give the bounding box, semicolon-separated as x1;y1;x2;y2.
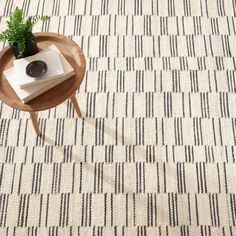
3;44;75;103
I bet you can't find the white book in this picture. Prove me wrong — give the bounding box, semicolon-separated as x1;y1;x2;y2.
13;49;65;88
4;45;75;103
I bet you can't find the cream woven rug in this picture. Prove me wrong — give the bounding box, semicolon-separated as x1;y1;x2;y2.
1;0;236;235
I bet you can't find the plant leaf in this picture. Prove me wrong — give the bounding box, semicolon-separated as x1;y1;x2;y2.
0;6;50;56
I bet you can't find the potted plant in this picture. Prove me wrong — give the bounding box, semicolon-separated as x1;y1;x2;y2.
0;7;49;58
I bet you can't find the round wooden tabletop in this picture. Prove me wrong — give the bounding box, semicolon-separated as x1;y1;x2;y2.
0;32;86;112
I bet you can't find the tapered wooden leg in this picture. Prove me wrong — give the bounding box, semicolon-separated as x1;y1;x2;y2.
29;112;40;135
70;94;82;117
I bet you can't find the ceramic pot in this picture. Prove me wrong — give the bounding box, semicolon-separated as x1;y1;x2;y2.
11;35;39;59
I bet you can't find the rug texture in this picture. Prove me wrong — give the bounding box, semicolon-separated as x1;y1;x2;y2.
0;0;236;235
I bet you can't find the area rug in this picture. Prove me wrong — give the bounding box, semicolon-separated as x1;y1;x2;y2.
0;0;236;235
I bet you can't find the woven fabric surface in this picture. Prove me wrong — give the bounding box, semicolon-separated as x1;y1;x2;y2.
0;0;236;235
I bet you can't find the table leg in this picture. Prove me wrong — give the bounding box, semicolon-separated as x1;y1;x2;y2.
29;112;40;135
70;94;82;117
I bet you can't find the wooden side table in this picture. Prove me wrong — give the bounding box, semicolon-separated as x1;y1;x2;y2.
0;32;86;135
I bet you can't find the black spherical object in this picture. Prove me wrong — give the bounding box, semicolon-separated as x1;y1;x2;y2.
26;60;47;78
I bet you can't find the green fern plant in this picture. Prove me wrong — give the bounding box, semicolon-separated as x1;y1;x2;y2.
0;7;49;57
